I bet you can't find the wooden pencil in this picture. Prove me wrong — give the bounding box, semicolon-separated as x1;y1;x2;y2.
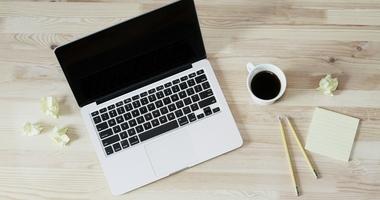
284;116;319;179
278;116;300;196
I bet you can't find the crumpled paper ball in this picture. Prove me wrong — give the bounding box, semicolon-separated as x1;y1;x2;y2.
316;74;338;96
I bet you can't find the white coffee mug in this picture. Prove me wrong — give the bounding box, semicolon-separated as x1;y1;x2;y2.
246;62;287;105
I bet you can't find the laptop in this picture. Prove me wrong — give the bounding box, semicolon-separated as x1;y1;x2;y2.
54;0;242;195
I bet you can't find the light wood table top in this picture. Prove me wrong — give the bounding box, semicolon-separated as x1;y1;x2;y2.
1;0;380;199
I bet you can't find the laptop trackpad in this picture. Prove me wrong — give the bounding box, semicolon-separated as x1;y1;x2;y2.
145;131;195;177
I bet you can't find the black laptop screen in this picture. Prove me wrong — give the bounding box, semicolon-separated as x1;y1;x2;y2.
54;0;206;107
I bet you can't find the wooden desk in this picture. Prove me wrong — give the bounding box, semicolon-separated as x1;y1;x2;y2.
1;0;379;199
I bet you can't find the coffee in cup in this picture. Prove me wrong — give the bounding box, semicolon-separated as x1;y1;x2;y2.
246;62;286;105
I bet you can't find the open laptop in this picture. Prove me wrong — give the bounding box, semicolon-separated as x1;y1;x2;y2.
54;0;242;195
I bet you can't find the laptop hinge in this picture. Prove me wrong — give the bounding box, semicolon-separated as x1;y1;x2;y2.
95;64;192;105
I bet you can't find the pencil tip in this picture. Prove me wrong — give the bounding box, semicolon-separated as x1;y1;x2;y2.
314;169;320;179
296;186;300;196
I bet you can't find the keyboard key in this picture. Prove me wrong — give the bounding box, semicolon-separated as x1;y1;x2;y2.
99;128;113;139
197;69;204;75
125;103;133;111
143;122;152;130
144;113;153;121
152;110;160;118
140;92;148;97
159;116;168;124
175;110;183;118
123;112;132;121
202;81;210;89
179;91;187;99
132;95;139;100
121;122;129;130
195;74;207;84
148;95;156;102
197;113;205;119
109;110;117;117
100;108;107;113
191;94;200;102
155;100;163;108
172;79;180;84
170;94;179;102
137;116;145;124
139;120;179;142
151;119;160;127
163;97;171;105
116;116;124;123
164;82;172;88
168;104;176;111
164;88;172;96
194;85;202;92
213;107;220;113
121;140;129;149
178;116;189;126
183;106;191;114
148;88;156;94
132;101;141;108
105;146;113;155
136;125;144;133
107;104;115;110
141;97;149;105
187;79;195;87
191;103;199;111
108;119;116;127
147;103;155;111
160;107;169;115
171;85;180;93
139;106;148;114
198;96;216;108
167;113;175;120
186;88;195;96
128;119;137;127
179;82;188;90
188;113;197;122
204;107;212;116
199;89;213;99
156;85;164;91
124;98;131;104
131;110;140;117
116;106;125;115
113;125;121;133
129;136;140;145
93;116;101;124
91;111;99;116
180;76;188;81
189;72;196;78
176;100;184;108
120;131;128;139
116;101;123;107
101;113;110;121
102;134;120;146
128;128;136;136
96;122;108;131
156;91;164;99
184;97;192;105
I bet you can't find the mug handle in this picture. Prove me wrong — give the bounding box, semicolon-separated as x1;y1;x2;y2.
246;62;257;73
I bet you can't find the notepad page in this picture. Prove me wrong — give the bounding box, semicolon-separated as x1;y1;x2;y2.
305;107;360;162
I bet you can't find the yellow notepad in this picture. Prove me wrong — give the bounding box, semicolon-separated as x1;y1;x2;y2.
305;107;360;162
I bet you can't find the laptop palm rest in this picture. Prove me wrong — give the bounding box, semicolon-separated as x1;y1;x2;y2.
145;130;196;177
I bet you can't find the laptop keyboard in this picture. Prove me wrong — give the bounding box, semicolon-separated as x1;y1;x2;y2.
91;69;221;156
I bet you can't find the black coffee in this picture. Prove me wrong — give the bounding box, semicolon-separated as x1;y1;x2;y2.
250;71;281;100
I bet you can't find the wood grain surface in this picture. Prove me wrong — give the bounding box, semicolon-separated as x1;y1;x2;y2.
1;0;379;199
